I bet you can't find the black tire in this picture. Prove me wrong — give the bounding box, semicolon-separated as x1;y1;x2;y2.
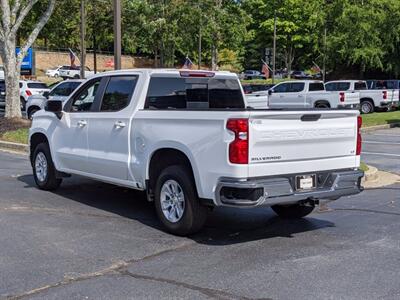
154;165;207;236
32;142;62;190
271;203;315;219
20;97;26;111
73;74;80;79
28;107;40;120
315;102;330;109
360;100;374;114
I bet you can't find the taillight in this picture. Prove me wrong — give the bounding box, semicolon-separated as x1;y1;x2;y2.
383;90;387;100
26;90;32;96
356;115;362;155
339;92;345;102
227;118;248;164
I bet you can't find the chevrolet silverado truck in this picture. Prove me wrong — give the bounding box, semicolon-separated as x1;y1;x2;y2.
29;69;364;236
268;80;360;109
325;80;399;114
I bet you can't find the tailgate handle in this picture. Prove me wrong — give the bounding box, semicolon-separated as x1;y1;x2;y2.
301;114;321;122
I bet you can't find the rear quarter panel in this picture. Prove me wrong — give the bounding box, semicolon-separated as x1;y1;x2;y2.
131;110;250;200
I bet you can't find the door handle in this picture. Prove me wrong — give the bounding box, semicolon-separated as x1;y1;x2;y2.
114;121;126;129
298;95;303;97
77;120;87;127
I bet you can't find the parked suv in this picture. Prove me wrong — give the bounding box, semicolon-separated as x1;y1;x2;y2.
19;81;50;110
29;69;363;235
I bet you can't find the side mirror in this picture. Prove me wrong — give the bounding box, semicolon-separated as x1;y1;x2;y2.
43;91;49;99
45;100;63;119
268;89;273;95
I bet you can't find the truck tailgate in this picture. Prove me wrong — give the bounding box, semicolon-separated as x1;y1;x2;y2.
248;111;359;177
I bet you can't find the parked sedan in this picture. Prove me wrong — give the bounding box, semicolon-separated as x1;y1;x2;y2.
26;79;83;119
291;71;313;79
241;70;266;80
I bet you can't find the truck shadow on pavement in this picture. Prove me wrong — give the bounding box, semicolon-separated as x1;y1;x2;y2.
18;174;335;246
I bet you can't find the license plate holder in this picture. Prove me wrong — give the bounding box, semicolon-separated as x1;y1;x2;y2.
295;174;316;191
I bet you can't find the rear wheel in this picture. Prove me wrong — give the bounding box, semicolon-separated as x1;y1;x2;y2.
20;97;26;111
360;100;374;114
315;102;330;109
271;203;315;219
32;143;62;190
154;165;208;236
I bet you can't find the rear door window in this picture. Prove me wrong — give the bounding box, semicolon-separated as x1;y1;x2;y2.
145;77;244;109
309;83;325;91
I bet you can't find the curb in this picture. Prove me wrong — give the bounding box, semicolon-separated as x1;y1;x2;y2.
363;165;378;182
361;122;400;133
0;140;29;154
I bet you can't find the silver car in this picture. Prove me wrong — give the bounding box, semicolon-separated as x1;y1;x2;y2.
26;79;83;119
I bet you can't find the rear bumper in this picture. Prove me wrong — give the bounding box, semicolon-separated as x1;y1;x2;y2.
380;101;396;107
215;169;364;207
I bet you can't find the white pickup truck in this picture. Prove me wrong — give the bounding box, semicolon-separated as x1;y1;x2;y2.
29;69;364;235
325;80;399;114
266;80;360;109
59;66;95;79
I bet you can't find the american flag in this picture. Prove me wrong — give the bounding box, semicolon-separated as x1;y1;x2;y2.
262;61;270;79
69;48;77;67
182;56;193;69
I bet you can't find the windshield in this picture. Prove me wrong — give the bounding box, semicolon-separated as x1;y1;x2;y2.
50;81;81;97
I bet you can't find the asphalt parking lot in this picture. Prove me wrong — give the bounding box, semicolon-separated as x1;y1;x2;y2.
362;127;400;174
1;150;400;299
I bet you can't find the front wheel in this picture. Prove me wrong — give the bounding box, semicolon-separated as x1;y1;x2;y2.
32;143;62;190
154;165;208;236
28;107;40;120
271;203;315;219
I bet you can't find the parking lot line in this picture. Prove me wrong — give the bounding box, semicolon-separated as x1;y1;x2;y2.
363;141;400;145
362;151;400;157
369;134;400;137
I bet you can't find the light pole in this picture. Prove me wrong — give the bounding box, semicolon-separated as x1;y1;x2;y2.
113;0;122;70
80;0;86;79
272;0;277;83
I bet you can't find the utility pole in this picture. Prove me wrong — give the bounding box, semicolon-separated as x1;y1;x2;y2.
323;25;327;82
272;0;277;83
80;0;86;79
198;0;202;70
113;0;122;70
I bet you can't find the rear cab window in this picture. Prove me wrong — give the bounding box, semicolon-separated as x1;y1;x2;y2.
145;75;244;110
354;82;367;90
